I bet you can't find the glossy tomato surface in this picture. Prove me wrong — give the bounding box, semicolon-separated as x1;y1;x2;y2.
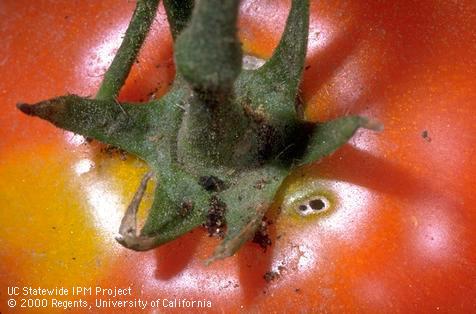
1;0;475;313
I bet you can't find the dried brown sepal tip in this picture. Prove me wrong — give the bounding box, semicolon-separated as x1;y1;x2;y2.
17;100;64;118
17;103;33;115
115;171;158;251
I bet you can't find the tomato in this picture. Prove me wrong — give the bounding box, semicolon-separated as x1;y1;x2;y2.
1;0;475;312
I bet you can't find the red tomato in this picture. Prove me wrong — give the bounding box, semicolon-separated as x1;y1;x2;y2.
1;0;475;313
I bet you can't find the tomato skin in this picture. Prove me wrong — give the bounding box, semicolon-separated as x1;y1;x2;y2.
1;0;476;313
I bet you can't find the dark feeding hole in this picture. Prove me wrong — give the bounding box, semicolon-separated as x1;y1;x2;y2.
309;199;325;211
263;271;280;283
296;196;329;216
421;130;432;142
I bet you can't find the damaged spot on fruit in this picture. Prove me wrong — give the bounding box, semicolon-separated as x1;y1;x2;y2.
281;178;336;220
263;270;280;283
421;130;432;142
296;196;330;217
263;265;286;283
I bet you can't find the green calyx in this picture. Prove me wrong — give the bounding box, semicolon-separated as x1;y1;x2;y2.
17;0;381;263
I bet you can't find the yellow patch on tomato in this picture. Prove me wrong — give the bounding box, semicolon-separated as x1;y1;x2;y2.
0;141;152;311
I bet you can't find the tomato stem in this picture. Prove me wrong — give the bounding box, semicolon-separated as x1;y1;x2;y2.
163;0;194;39
95;0;159;101
174;0;242;96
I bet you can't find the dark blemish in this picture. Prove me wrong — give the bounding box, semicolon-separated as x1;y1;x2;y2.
309;199;325;211
198;175;227;192
305;65;311;70
179;200;193;217
263;271;280;283
422;130;432;142
298;197;329;216
204;196;227;237
252;216;272;251
221;281;240;290
52;226;56;230
295;288;301;293
221;281;233;290
72;257;76;260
